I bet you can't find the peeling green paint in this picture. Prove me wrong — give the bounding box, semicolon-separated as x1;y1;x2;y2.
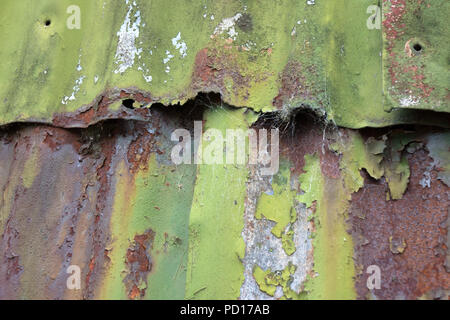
383;132;418;200
334;132;385;194
253;262;301;299
281;229;296;256
255;162;297;238
426;132;450;187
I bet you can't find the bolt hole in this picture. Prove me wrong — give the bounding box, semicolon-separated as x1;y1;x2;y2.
122;99;135;109
413;43;422;52
45;19;51;26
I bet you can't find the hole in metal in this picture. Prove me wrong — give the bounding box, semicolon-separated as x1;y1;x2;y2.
413;43;423;52
122;99;136;109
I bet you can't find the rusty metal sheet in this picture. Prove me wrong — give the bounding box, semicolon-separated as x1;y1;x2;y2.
0;0;449;301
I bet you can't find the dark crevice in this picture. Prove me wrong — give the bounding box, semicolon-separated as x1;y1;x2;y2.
0;91;449;132
122;99;136;109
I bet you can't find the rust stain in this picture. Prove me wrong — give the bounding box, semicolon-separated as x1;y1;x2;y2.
273;61;324;111
276;113;341;179
0;99;205;299
52;89;154;128
124;229;156;300
350;142;450;299
82;122;119;299
191;46;269;103
126;122;159;174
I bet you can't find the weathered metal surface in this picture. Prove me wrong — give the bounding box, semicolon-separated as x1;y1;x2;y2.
0;0;449;300
351;145;450;299
0;104;202;299
382;0;449;112
1;99;447;299
0;0;448;129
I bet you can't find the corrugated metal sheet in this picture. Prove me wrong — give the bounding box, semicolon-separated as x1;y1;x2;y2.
0;0;448;300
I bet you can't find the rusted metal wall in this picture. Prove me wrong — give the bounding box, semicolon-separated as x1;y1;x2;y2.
0;0;448;300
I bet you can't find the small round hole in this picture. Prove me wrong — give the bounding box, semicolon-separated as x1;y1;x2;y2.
45;19;51;26
413;43;422;52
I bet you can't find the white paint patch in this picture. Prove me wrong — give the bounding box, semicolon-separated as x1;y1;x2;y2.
212;13;242;40
400;95;420;107
76;57;82;72
113;1;142;74
62;76;86;105
138;65;152;82
143;74;153;82
163;50;174;74
163;49;174;74
62;53;85;105
171;32;187;58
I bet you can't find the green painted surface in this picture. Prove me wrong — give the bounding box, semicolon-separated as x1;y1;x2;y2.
253;262;300;299
0;0;447;128
185;107;254;299
0;0;448;301
255;161;297;238
101;153;196;299
298;153;356;300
